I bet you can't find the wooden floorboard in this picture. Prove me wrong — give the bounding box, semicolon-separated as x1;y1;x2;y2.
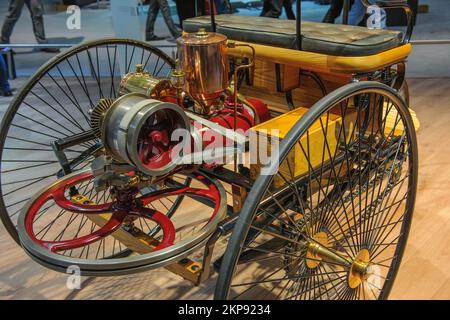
0;78;449;300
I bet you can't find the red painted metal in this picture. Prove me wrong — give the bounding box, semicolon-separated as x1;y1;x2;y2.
38;212;127;252
138;127;174;171
246;97;271;123
23;171;220;254
206;97;270;147
207;101;254;148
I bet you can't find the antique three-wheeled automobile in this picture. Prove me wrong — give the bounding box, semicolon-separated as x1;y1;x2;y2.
0;0;419;299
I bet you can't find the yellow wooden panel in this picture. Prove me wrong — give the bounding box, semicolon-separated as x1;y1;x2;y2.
252;106;311;138
250;108;355;185
228;42;412;74
249;103;420;185
384;106;421;136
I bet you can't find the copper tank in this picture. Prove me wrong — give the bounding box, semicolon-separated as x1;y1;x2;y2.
177;29;228;108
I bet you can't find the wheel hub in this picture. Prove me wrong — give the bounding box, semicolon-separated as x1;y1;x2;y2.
287;228;372;289
348;249;371;289
306;232;329;269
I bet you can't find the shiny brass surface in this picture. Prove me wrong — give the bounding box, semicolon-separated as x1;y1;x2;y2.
177;29;228;107
119;64;174;99
306;232;329;269
303;234;372;289
286;230;356;276
170;66;186;90
309;243;353;270
90;98;114;138
348;249;371;289
170;62;186;105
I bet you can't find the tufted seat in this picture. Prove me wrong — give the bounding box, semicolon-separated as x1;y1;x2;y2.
183;15;403;57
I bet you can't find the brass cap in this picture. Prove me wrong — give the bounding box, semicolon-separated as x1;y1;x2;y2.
135;64;144;73
195;28;209;38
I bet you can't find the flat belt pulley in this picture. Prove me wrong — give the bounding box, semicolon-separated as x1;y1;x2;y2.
97;93;190;176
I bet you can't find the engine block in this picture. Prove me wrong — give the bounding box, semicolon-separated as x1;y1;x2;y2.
88;30;269;191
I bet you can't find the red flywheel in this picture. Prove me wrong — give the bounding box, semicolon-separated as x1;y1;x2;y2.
17;169;226;276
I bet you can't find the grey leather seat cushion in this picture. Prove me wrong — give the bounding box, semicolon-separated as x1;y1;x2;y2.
183;15;403;57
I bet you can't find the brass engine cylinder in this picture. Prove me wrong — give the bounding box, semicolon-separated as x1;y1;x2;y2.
119;64;174;99
177;29;228;107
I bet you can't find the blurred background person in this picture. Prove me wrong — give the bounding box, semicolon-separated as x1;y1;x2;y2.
202;0;229;15
283;0;296;20
1;0;59;53
348;0;386;27
323;0;355;24
174;0;230;30
0;54;12;97
261;0;295;19
215;0;230;14
146;0;182;41
260;0;282;18
175;0;196;29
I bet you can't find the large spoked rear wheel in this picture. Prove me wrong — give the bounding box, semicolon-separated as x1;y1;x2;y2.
215;82;418;300
0;38;175;244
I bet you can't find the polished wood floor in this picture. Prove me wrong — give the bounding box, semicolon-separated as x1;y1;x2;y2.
0;78;449;300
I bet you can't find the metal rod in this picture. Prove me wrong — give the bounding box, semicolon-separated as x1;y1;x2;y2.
0;44;73;48
308;241;353;268
0;43;177;49
209;0;216;32
230;43;255;171
296;0;302;50
53;130;96;150
410;39;450;45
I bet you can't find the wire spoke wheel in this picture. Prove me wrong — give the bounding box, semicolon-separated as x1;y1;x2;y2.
0;38;175;244
17;169;227;275
215;82;418;300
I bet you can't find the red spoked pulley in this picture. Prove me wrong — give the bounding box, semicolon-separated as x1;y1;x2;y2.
22;170;222;255
137;128;174;171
